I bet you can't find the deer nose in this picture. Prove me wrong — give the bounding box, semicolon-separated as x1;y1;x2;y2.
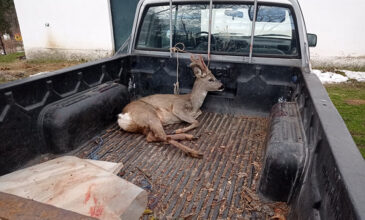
218;85;224;91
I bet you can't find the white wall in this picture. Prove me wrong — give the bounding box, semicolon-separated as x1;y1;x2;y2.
14;0;114;60
14;0;365;60
299;0;365;58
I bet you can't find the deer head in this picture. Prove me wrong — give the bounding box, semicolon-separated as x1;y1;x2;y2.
190;55;224;92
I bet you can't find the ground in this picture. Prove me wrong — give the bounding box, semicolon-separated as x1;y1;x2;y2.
325;82;365;158
313;65;365;158
1;52;364;158
0;52;84;83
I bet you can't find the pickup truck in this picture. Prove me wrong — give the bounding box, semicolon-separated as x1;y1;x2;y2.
1;0;364;219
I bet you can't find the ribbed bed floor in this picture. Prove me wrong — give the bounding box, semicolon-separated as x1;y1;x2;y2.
74;111;287;219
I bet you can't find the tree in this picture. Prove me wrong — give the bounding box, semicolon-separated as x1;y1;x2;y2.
0;0;16;55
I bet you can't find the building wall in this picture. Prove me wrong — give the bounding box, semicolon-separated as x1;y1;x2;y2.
14;0;115;60
13;0;365;61
299;0;365;58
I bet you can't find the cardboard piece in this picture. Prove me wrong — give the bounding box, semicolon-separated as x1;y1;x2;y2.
85;159;124;175
0;156;147;220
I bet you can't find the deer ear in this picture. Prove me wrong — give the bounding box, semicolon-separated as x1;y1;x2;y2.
192;66;203;78
190;55;207;78
190;63;207;78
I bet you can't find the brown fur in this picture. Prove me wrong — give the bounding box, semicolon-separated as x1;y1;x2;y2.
118;55;223;158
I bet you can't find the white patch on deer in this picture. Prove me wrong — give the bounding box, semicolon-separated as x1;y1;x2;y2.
117;113;132;130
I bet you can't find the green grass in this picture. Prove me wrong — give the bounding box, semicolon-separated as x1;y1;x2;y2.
360;148;365;158
326;82;365;158
0;52;25;63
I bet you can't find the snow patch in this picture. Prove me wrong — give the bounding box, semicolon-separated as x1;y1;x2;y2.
343;70;365;82
312;69;348;84
312;69;365;84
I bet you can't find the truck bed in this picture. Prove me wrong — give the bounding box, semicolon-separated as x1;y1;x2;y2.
72;111;287;219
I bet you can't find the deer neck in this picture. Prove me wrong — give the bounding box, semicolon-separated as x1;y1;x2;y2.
190;80;208;112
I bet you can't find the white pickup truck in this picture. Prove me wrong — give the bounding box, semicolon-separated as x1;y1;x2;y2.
0;0;364;219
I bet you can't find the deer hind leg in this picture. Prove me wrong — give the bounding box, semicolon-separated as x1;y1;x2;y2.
166;133;194;141
147;129;202;158
145;118;167;142
146;130;164;142
167;139;203;158
140;111;202;158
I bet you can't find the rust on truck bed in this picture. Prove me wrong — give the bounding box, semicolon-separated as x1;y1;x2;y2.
73;112;288;219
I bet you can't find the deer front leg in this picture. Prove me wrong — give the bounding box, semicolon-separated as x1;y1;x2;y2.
193;110;202;119
175;121;199;134
172;104;200;134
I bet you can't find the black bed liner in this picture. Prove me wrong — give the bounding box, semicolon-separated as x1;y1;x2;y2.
73;111;287;219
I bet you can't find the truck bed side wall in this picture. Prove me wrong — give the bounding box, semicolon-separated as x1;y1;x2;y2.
0;55;130;175
290;72;365;219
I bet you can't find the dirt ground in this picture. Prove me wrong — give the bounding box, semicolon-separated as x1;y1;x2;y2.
0;59;84;83
345;99;365;106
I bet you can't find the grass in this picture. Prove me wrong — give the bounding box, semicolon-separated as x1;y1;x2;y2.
26;58;88;64
0;52;86;84
325;81;365;158
0;52;87;64
314;65;365;73
0;52;25;63
0;76;7;83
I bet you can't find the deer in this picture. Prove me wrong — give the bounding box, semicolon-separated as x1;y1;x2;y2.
117;55;224;158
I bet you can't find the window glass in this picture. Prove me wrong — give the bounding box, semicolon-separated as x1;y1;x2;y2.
136;4;209;51
208;4;252;54
137;5;172;50
252;6;298;56
136;4;298;57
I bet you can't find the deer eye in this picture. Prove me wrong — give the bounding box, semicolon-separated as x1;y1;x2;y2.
208;78;214;82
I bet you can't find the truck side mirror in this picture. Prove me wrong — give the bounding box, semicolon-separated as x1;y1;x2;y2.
307;33;317;47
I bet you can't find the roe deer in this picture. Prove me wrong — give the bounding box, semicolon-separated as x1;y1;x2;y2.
117;55;224;158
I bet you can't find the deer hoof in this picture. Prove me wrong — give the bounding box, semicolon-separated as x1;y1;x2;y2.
185;134;195;140
187;151;204;159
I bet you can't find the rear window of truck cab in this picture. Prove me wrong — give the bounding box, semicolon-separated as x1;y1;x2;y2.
135;3;300;58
